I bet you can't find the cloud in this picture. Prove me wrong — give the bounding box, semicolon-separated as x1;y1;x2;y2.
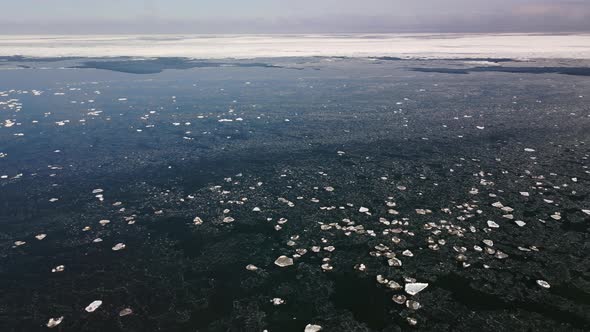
513;1;590;18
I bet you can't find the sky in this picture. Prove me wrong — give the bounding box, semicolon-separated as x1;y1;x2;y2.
1;0;590;34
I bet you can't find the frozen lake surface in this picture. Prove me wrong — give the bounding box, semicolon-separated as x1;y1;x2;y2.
1;33;590;59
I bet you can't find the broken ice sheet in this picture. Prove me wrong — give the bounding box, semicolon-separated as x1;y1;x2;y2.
2;51;590;332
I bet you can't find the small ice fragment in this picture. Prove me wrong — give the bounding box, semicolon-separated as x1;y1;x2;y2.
359;207;369;213
456;254;467;262
376;275;388;285
99;219;110;226
14;241;26;247
270;298;285;305
406;300;421;310
119;308;133;316
46;316;64;328
495;251;509;259
305;324;322;332
35;234;47;240
402;250;414;257
387;280;401;290
407;317;418;326
85;300;103;312
392;294;406;304
388;257;402;267
246;264;258;271
515;220;526;227
51;265;65;273
524;148;536;152
582;209;590;215
487;220;500;228
112;243;126;251
274;255;294;267
321;263;333;271
536;280;551;289
193;216;203;225
405;282;429;295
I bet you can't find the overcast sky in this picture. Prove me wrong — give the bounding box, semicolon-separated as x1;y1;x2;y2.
2;0;590;34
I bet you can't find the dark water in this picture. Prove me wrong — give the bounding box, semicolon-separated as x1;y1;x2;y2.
0;57;589;331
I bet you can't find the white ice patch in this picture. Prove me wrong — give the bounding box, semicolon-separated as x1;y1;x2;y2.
1;34;590;59
85;300;103;313
405;282;429;295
